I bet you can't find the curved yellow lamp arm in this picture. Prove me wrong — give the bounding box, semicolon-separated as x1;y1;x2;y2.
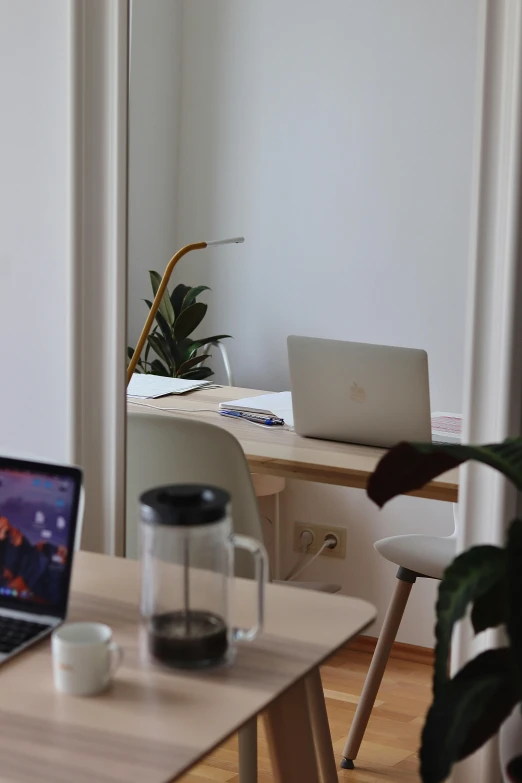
126;237;244;385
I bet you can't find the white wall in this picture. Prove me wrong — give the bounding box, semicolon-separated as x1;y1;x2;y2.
173;0;479;647
127;0;479;645
127;0;183;349
0;0;74;462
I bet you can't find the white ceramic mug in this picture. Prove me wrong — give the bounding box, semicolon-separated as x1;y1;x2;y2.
52;622;123;696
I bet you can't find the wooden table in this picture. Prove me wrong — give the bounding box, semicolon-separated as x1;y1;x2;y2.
128;386;459;503
0;552;375;783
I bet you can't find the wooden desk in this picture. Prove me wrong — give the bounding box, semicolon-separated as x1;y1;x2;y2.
128;386;459;503
0;552;375;783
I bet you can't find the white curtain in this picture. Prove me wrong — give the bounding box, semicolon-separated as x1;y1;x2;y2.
453;1;522;782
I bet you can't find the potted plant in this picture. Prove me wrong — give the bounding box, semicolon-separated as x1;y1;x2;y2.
127;272;230;380
366;439;522;783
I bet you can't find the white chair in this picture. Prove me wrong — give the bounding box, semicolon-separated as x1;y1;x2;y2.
200;340;235;388
126;411;261;565
200;340;287;578
340;506;458;770
127;411;338;783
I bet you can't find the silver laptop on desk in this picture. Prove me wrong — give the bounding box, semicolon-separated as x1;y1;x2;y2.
0;456;83;665
287;335;432;448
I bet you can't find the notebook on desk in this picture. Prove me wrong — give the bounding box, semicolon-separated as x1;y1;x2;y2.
431;412;462;445
219;392;294;427
127;374;214;399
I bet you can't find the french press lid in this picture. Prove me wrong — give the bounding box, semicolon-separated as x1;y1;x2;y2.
140;484;230;527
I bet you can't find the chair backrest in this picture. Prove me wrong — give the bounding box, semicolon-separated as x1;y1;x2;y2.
451;503;459;538
200;341;234;386
126;411;262;577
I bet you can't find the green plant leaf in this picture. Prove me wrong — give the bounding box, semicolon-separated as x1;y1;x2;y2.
177;354;210;377
154;309;174;343
181;285;211;311
151;309;185;371
127;346;148;371
433;545;506;692
191;335;232;351
507;519;522;693
471;578;508;635
367;439;522;509
420;648;518;783
175;337;197;364
149;270;175;325
150;359;170;377
146;334;172;368
144;337;152;363
182;366;214;380
174;302;208;340
507;749;522;782
155;318;178;367
171;283;191;318
140;301;158;363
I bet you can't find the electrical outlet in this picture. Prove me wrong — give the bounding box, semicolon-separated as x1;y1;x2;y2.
293;522;346;559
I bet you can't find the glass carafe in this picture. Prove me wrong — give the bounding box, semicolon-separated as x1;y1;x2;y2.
140;484;267;668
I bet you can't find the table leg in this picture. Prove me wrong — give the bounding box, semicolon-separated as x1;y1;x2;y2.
238;718;257;783
305;668;337;783
274;492;281;580
264;679;321;783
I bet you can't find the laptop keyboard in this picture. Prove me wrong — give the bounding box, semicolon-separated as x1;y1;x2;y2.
0;615;49;655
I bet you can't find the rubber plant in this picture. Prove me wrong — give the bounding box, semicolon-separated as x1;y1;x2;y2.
366;439;522;783
127;273;230;380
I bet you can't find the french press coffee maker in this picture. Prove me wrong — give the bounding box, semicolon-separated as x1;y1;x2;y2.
140;484;267;668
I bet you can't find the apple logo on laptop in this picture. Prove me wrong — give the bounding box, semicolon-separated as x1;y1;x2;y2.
350;382;366;403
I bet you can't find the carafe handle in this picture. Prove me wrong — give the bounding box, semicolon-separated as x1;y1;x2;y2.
230;533;268;642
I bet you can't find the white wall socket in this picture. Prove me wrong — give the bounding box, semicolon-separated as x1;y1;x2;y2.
293;522;346;559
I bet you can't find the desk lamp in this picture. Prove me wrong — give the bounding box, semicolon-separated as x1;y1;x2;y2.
127;237;244;385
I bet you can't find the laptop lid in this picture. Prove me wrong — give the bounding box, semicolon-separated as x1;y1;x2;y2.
287;335;432;448
0;457;83;620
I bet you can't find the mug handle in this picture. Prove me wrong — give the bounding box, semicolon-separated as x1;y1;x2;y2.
109;642;124;675
230;533;268;642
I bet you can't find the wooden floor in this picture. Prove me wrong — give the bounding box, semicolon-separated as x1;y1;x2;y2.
179;645;431;783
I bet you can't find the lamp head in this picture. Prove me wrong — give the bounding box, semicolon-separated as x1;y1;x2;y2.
205;237;244;246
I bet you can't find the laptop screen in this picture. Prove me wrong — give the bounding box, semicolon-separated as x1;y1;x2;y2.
0;458;82;618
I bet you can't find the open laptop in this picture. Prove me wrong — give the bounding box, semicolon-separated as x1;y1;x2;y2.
0;456;83;664
288;335;432;448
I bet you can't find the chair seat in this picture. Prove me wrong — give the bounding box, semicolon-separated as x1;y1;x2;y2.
251;473;286;497
374;534;456;580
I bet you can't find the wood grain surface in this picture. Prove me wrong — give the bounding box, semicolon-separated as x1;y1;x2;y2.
178;645;432;783
0;552;375;783
128;386;459;502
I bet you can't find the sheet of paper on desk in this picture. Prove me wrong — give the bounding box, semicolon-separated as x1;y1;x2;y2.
127;374;213;399
220;391;294;427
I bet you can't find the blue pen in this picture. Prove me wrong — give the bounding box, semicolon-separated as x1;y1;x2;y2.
219;410;284;426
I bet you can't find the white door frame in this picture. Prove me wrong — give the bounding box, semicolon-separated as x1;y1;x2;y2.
454;1;522;782
71;0;129;555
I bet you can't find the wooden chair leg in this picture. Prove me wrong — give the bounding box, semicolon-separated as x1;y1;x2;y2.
341;568;417;769
238;719;257;783
305;667;337;783
265;679;321;783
